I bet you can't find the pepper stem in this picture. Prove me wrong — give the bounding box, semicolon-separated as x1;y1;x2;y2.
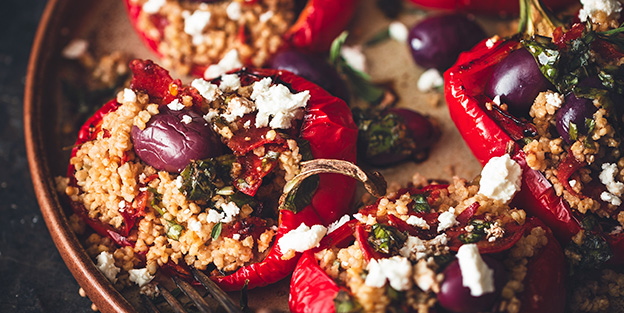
518;0;564;38
279;159;387;212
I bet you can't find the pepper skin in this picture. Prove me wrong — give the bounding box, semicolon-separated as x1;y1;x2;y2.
67;60;358;291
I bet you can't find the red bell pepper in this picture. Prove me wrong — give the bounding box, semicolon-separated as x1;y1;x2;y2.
407;0;574;16
122;0;359;75
444;3;624;263
289;201;565;313
66;60;358;291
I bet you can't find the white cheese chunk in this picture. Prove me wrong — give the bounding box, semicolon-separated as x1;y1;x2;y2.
142;0;166;14
62;39;89;59
417;68;444;92
599;163;624;196
96;251;120;283
222;97;255;122
579;0;622;22
184;10;212;45
226;1;242;20
406;215;430;229
251;78;310;129
203;49;243;79
167;99;185;111
220;201;241;223
219;73;241;91
122;88;137;103
327;215;351;234
203;109;219;123
456;244;495;297
188;219;203;233
601;191;622;206
365;256;412;291
437;208;458;232
278;223;327;254
259;10;274;23
478;154;522;203
389;21;409;43
191;78;219;102
206;209;224;224
128;268;154;287
181;115;192;124
142;0;167;14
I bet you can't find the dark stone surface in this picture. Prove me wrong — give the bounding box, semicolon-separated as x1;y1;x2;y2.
0;0;94;312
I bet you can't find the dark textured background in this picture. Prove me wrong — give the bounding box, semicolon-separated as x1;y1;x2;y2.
0;0;94;312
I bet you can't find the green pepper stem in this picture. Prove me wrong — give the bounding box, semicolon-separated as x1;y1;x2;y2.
279;159;387;211
518;0;564;38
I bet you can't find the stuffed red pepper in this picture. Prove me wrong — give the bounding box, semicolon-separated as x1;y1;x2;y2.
57;59;358;292
290;155;566;313
445;0;624;267
123;0;358;76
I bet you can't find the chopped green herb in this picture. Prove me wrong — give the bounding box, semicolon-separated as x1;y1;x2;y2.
357;110;415;161
179;155;235;201
166;220;184;240
458;219;492;244
565;231;612;273
240;280;250;313
229;192;258;210
410;194;430;213
369;224;407;255
280;174;319;214
211;222;222;240
569;122;579;141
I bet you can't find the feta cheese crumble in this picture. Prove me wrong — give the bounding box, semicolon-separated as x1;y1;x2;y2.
406;215;430;229
278;223;327;254
96;251;120;283
456;244;495;297
226;1;242;21
365;256;412;291
143;0;166;14
599;163;624;196
184;10;212;45
62;39;89;60
478;154;522;203
122;88;137;103
128;268;155;287
327;215;351;234
400;234;448;260
251;78;310;129
259;10;274;23
167;99;185;111
219;74;241;91
389;21;409;43
222;97;255;122
578;0;622;23
191;78;219;102
437;208;458;232
181;115;193;124
203;49;243;79
340;46;367;73
220;201;241;223
417;68;444;92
